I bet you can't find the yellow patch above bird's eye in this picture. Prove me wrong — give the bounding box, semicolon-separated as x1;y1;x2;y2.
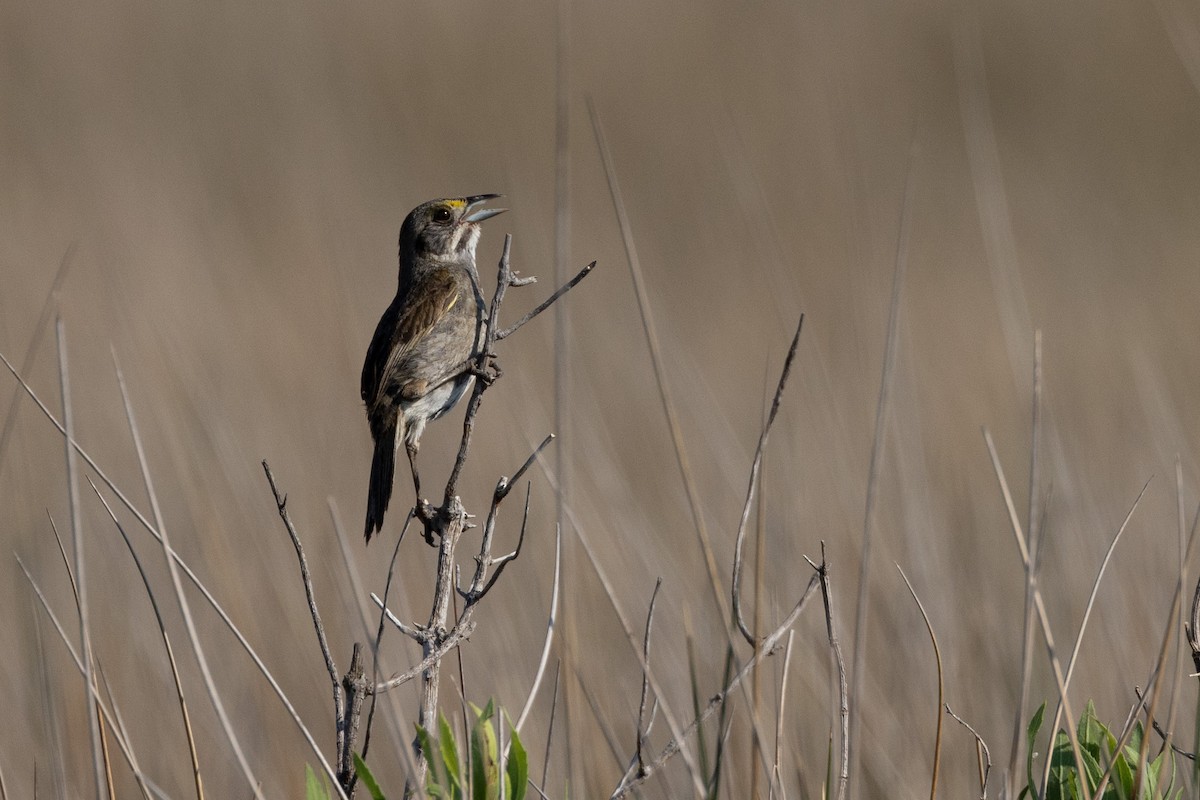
445;199;467;209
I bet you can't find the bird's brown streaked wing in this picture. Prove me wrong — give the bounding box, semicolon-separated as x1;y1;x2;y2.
378;268;461;398
361;299;400;404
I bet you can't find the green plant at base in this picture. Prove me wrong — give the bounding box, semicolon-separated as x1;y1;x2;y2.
1019;700;1182;800
402;699;527;800
344;700;528;800
306;764;335;800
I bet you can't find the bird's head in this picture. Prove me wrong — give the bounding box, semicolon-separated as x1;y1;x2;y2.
399;194;506;265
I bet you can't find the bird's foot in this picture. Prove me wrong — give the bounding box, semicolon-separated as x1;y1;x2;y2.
414;498;435;519
471;357;502;386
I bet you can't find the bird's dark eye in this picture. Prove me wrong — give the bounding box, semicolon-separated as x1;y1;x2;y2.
432;207;453;223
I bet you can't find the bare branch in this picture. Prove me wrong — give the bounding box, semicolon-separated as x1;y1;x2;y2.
1133;686;1196;761
502;434;556;501
369;593;422;641
576;522;704;796
372;620;478;693
261;462;342;754
496;261;596;340
472;484;531;603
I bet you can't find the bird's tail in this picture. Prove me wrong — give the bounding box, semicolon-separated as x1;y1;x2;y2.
365;420;397;542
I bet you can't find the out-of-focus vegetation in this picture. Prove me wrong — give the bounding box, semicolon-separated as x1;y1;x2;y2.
4;0;1200;796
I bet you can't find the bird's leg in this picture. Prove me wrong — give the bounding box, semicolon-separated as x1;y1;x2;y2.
406;440;421;500
408;441;438;544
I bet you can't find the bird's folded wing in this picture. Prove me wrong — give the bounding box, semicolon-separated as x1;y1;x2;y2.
378;268;460;397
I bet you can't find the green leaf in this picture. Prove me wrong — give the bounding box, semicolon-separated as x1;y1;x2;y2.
354;753;387;800
1026;703;1046;800
305;764;334;800
417;723;447;790
1126;721;1144;756
506;721;529;800
470;703;500;800
1076;743;1105;794
439;713;464;798
1077;701;1104;759
1112;749;1135;798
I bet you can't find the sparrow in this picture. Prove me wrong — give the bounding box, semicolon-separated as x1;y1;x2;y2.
361;195;506;541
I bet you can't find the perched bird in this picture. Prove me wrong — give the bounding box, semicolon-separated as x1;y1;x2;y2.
361;195;506;541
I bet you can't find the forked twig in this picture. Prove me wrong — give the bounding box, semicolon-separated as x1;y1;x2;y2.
496;263;595;340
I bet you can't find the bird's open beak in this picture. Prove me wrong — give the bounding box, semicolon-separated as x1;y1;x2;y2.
464;194;507;223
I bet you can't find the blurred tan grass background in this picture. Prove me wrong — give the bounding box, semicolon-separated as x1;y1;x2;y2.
4;0;1200;796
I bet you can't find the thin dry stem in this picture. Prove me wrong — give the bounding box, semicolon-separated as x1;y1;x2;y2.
0;347;340;792
809;545;848;800
897;566;944;800
18;557;160;796
770;630;797;800
612;571;821;798
1040;477;1151;793
945;705;991;799
983;427;1091;800
55;318;105;800
574;523;703;796
91;480;205;800
496;263;595;340
514;523;562;736
731;315;805;646
1131;565;1184;798
588;96;733;640
849;135;916;800
635;578;663;778
262;462;349;788
0;242;75;482
111;353;205;799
